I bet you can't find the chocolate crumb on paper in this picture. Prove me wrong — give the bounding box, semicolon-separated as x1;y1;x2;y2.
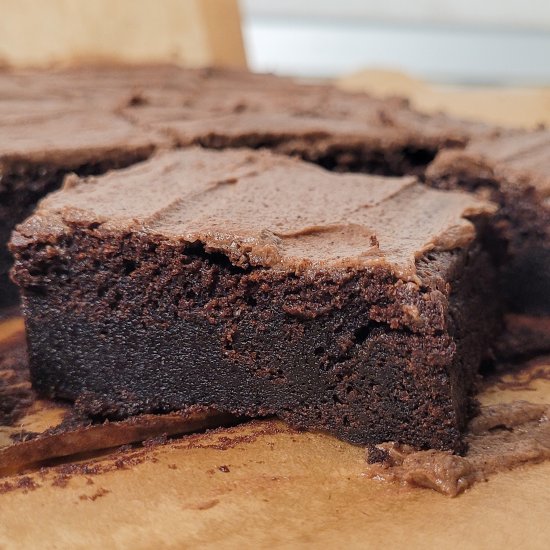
364;400;550;497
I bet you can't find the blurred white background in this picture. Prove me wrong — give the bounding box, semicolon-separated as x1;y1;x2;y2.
241;0;550;84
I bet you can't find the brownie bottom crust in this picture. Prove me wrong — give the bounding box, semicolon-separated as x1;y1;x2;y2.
14;227;498;451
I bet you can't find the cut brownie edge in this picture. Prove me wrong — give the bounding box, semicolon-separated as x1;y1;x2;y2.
426;148;550;317
12;226;497;451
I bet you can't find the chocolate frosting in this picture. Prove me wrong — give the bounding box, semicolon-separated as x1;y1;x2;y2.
365;400;550;496
0;111;167;166
429;129;550;196
470;130;550;195
15;148;493;279
0;65;494;172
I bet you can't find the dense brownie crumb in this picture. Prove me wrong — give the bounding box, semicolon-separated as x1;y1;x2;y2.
15;237;494;450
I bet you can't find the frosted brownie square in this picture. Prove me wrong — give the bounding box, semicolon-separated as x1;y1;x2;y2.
11;148;498;450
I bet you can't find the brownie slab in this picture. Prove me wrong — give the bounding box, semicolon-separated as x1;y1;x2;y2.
427;129;550;316
0;109;166;306
123;69;490;177
11;148;498;451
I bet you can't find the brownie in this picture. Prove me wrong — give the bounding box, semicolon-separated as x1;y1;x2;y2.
426;129;550;316
0;65;494;309
123;68;491;177
0;108;167;306
10;148;499;451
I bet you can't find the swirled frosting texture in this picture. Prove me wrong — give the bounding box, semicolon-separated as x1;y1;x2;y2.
15;148;493;278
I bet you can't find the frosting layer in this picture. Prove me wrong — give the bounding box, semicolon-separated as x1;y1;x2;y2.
16;148;493;277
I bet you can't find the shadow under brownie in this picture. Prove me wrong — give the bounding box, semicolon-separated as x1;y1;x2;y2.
11;148;498;451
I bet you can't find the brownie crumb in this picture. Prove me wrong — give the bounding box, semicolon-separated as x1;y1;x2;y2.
191;498;220;510
143;434;168;447
0;475;39;494
79;487;110;501
365;445;390;465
